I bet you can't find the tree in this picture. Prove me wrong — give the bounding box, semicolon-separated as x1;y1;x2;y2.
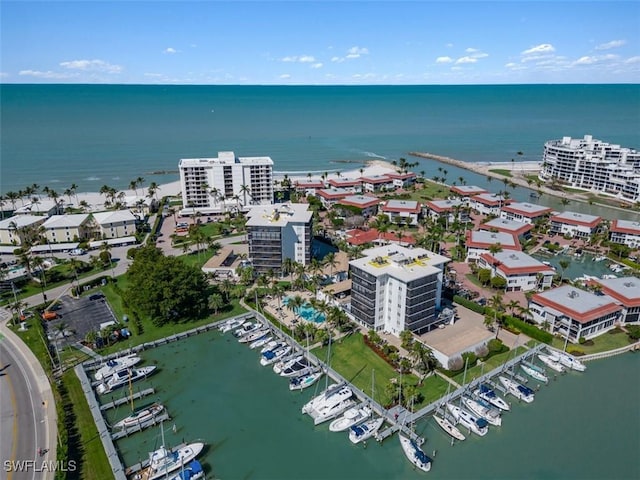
478;268;492;286
286;294;304;322
558;259;570;283
208;293;224;314
488;292;505;339
488;242;503;255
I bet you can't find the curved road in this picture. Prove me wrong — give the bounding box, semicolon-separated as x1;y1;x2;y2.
0;321;56;480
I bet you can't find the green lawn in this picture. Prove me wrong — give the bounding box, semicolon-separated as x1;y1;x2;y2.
489;169;513;177
465;273;483;288
405;182;450;201
451;346;527;385
551;328;634;355
178;249;217;270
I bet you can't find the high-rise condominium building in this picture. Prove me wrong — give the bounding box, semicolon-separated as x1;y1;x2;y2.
179;151;274;214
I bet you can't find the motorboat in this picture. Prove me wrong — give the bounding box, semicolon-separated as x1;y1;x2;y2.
260;345;292;366
168;460;204;480
498;376;535;403
348;416;384;444
547;350;586;372
474;384;510;411
249;335;272;350
329;404;372;432
137;442;205;480
94;354;142;381
461;397;502;427
289;369;323;391
260;340;281;354
399;434;432;473
594;255;607;262
537;354;566;373
313;398;355;425
280;358;313;377
273;354;303;375
302;383;352;414
433;414;466;441
233;322;261;338
219;318;244;333
238;328;269;344
521;363;549;383
446;404;488;436
97;366;157;394
113;402;165;430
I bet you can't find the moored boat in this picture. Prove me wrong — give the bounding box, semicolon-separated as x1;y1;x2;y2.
97;366;157;395
433;414;466;441
521;363;549;383
260;345;292;366
259;340;281;354
446;403;488;436
399;434;432;473
537;354;566;373
329;404;372;432
168;460;204;480
289;369;323;391
348;416;384;444
94;354;142;381
249;335;272;350
461;397;502;426
498;376;535;403
302;383;351;414
136;442;205;480
474;384;510;411
239;328;269;344
273;353;303;374
280;358;313;377
313;398;356;425
219;318;244;333
233;322;261;338
113;402;166;430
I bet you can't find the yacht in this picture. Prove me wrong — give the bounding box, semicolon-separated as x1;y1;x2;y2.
249;335;272;350
547;350;586;372
329;404;372;432
219;318;244;333
461;397;502;426
313;398;356;425
399;434;432;473
260;345;292;366
97;366;157;395
94;354;142;381
113;402;165;431
302;383;352;414
474;384;510;411
537;354;566;373
168;460;204;480
280;358;313;377
446;404;488;436
238;328;269;344
433;413;466;441
137;442;205;480
289;369;323;391
234;322;261;338
272;353;303;375
498;376;535;403
521;363;549;383
348;417;384;444
259;340;281;354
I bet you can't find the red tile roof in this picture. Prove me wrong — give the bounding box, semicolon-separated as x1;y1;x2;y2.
610;220;640;235
531;292;622;323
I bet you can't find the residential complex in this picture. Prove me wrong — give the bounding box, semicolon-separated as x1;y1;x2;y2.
609;220;640;248
91;210;138;239
592;276;640;324
179;151;274;214
500;202;552;224
42;214;92;243
470;193;512;216
549;211;602;238
381;200;421;226
529;285;622;342
0;215;46;245
539;135;640;203
349;244;449;335
245;203;313;275
477;250;555;292
480;217;533;240
465;230;520;262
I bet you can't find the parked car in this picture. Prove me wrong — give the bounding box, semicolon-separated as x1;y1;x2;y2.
69;248;85;256
89;293;104;301
41;311;58;321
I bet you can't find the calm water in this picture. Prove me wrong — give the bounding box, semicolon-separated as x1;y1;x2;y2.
531;251;622;281
106;329;640;480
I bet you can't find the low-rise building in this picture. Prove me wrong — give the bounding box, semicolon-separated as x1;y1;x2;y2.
477;250;555;291
0;215;47;245
294;180;325;197
549;211;602;238
360;175;395;193
42;214;92;243
609;219;640;248
424;198;469;223
14;199;63;217
381;200;421;226
480;217;533;240
91;210;138;239
529;285;622;342
500;202;552;224
465;230;520;262
326;177;362;192
386;172;417;189
349;244;449;335
337;195;380;218
449;185;488;202
592;276;640;324
470;193;512;215
316;188;351;208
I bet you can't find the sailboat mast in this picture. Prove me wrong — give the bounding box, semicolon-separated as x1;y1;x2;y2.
128;369;134;411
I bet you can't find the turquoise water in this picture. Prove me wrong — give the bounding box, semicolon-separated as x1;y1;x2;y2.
282;296;326;323
106;330;639;479
531;251;622;281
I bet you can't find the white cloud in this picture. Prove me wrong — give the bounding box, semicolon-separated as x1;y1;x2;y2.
455;56;477;64
595;40;625;51
445;43;454;48
19;69;76;79
298;55;315;63
573;54;619;65
0;72;8;78
163;47;178;54
331;56;343;63
279;74;291;79
625;56;640;64
522;44;555;55
521;54;553;63
436;56;453;64
465;48;479;54
332;46;369;62
59;59;123;73
311;63;323;69
281;55;316;63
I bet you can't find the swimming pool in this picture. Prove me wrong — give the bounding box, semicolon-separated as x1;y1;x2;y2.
282;297;326;323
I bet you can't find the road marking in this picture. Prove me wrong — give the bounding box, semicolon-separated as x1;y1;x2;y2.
6;368;19;480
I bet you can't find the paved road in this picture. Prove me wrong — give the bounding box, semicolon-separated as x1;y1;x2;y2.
0;324;55;480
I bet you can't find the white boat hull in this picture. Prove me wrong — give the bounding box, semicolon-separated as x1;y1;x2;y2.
446;404;488;436
498;376;535;403
329;405;371;432
474;385;510;412
113;403;165;430
348;417;384;444
538;354;566;373
94;354;142;381
140;442;205;480
399;434;432;473
461;397;502;426
289;370;323;391
433;414;466;441
521;363;549;383
314;399;355;425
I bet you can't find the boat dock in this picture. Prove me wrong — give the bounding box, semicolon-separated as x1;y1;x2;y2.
100;387;156;411
124;442;188;477
110;411;171;440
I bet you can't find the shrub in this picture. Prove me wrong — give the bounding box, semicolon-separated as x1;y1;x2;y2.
503;315;553;344
475;344;489;358
448;356;463;372
488;338;504;353
461;351;478;368
567;348;585;356
625;325;640;340
453;295;486;315
579;336;586;344
490;275;507;289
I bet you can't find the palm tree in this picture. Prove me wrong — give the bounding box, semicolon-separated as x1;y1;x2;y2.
5;191;20;211
208;293;224;314
558;259;570;284
506;299;520;316
239;184;252;206
8;298;28;326
488;242;503;255
69;183;79;205
129;179;138;195
286;294;304;322
323;252;338;279
488;292;505;340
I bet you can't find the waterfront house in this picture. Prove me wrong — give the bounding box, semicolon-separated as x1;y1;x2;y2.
294;180;325;197
549;211;602;238
477;250;555;292
592;276;640;324
42;214;92;243
500;202;552;225
386;171;417;189
337;195;380;218
91;210;138;239
449;185;488;203
529;285;622;342
608;219;640;249
470;193;512;216
14;199;63;217
326;177;362;192
246;203;312;275
0;215;46;245
424;198;469;223
465;230;520;262
381;200;421;226
479;217;534;241
360;174;395;193
349;244;449;335
316;188;351;208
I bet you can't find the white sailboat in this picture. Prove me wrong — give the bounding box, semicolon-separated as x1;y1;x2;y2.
399;397;432;472
249;335;272;350
474;383;510;412
329;404;372;432
97;366;157;395
113;372;166;432
446;403;488;436
521;362;549;383
498;376;535;403
433;382;466;441
461;397;502;427
348;416;384;444
538;353;567;373
547;350;586;372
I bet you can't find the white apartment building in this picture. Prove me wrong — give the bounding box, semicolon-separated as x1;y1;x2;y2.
549;211;601;238
381;200;421;226
0;215;46;245
470;193;512;216
179;151;274;214
500;202;552;224
42;214;92;243
449;185;488;203
529;285;622;342
539;135;640;203
245;203;312;275
609;219;640;248
465;230;520;262
349;244;449;336
477;250;555;292
424;198;469;223
593;276;640;324
91;210;138;239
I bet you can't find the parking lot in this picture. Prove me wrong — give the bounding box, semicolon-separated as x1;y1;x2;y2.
44;292;117;348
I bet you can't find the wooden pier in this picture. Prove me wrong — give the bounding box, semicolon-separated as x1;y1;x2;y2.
111;412;171;440
100;388;156;411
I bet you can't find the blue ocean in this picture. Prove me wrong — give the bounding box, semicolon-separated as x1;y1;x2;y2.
1;84;639;194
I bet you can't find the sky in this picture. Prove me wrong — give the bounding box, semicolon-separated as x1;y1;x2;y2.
1;1;639;85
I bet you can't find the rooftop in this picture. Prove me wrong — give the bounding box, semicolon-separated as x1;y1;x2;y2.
466;230;520;250
42;214;90;229
450;185;488;196
426;198;464;212
531;285;621;323
551;210;601;227
593;276;640;307
610;219;640;234
14;199;61;215
92;210;138;224
350;244;449;282
180;151;274;167
339;195;380;207
245;203;313;227
501;202;552;216
382;199;420;212
0;215;46;229
481;251;555;275
472;193;511;205
481;217;533;235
